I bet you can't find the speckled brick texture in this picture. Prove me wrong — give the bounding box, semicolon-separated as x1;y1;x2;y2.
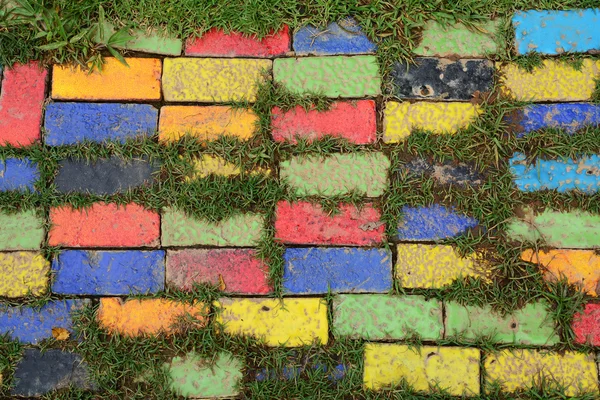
415;21;500;57
0;158;38;192
0;252;49;297
0;211;44;250
572;303;600;345
293;18;376;55
510;103;600;136
185;26;290;57
396;204;478;241
402;158;484;187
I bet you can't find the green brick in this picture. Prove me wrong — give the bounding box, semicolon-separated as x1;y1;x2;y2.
0;211;44;250
333;294;443;340
280;153;389;197
414;21;500;57
95;22;182;56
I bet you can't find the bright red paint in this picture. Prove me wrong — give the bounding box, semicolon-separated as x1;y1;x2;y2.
573;303;600;345
185;26;290;57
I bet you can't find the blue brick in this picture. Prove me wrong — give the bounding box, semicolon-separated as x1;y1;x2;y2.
397;205;479;241
256;363;346;382
0;158;38;191
512;103;600;137
44;102;158;145
283;247;392;294
51;250;165;295
293;17;376;55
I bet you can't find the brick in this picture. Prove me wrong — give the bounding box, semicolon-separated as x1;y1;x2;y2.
158;106;257;142
188;154;241;179
484;349;598;396
403;157;484;187
283;247;392;294
97;297;207;336
166;248;270;294
162;58;271;102
414;20;500;57
52;250;165;295
510;103;600;137
573;303;600;345
391;58;493;100
0;252;49;297
397;204;478;241
185;26;290;57
44;102;158;145
364;344;480;395
0;62;47;147
293;18;376;55
0;210;44;250
216;297;328;346
255;362;346;382
271;100;377;144
0;158;38;191
273;56;381;97
95;22;182;55
332;294;443;340
383;101;480;143
52;58;162;101
280;153;389;196
274;201;384;245
395;244;491;289
498;60;600;101
48;203;160;247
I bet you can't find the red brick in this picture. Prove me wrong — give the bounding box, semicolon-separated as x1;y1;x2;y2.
0;63;47;147
48;203;159;247
274;201;385;245
185;26;290;57
573;303;600;345
271;100;377;144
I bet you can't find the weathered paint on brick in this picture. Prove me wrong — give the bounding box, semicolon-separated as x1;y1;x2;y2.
403;158;484;187
332;294;443;340
283;247;392;294
294;18;376;55
511;103;600;136
383;101;480;142
572;303;600;345
364;344;480;395
415;20;500;57
280;153;389;196
397;204;478;241
255;362;346;382
52;58;162;100
216;297;328;346
0;210;44;250
185;26;290;57
0;158;38;191
95;22;182;55
271;100;377;144
0;252;49;297
274;56;381;97
188;155;241;179
484;349;598;396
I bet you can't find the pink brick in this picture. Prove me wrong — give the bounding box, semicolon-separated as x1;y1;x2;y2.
166;249;271;294
573;303;600;345
271;100;377;144
185;26;290;57
274;201;385;245
0;63;47;147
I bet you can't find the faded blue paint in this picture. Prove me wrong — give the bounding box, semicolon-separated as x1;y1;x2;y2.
44;102;158;145
397;204;479;241
510;152;600;193
513;9;600;55
0;158;38;191
283;247;392;294
293;18;376;55
256;363;346;382
51;250;165;295
513;103;600;136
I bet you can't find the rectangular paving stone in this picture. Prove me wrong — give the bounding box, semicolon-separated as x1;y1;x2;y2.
273;56;381;97
573;303;600;345
215;297;328;347
185;26;290;57
364;344;480;395
510;103;600;136
0;158;38;191
332;294;443;340
414;20;500;57
95;22;182;55
0;252;49;297
403;157;484;187
188;154;241;179
52;250;165;295
162;58;271;102
0;210;44;250
255;362;346;382
52;57;162;101
293;18;376;55
397;204;478;241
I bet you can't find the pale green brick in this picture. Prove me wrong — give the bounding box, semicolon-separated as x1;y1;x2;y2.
0;211;44;250
95;22;182;55
415;21;500;57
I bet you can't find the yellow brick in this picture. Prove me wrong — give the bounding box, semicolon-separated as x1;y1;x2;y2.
364;344;480;396
215;298;328;347
52;58;162;100
484;349;598;396
498;59;600;101
189;155;241;180
162;58;271;102
0;252;49;297
383;101;480;143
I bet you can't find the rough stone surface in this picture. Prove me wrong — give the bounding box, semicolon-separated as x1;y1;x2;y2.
185;26;290;57
293;18;376;55
95;22;182;55
0;158;38;191
0;252;49;297
188;154;241;179
396;204;479;241
572;303;600;345
402;158;484;187
511;103;600;136
414;20;500;57
0;210;44;250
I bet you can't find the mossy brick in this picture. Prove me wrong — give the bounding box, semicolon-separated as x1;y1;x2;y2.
185;26;290;57
293;18;376;55
215;297;328;347
364;344;480;395
572;303;600;345
0;158;38;191
402;157;484;187
48;203;160;247
271;100;377;144
510;103;600;137
396;204;479;241
0;62;47;147
188;154;241;179
484;349;598;396
44;102;158;145
0;252;49;297
414;20;501;57
273;56;381;97
162;58;271;102
0;210;44;250
52;58;162;101
391;58;493;100
255;362;346;382
280;153;389;196
332;294;443;340
95;22;182;55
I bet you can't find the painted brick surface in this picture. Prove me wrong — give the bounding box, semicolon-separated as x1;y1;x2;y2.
162;58;271;102
283;247;392;294
0;210;44;250
0;62;47;147
48;203;160;247
0;158;38;191
95;22;182;55
364;344;480;395
52;250;165;295
167;248;270;294
280;153;389;196
396;204;478;241
271;100;377;144
414;21;500;57
216;297;329;346
511;103;600;136
44;103;158;145
293;18;376;55
274;201;385;245
573;303;600;345
273;56;381;97
255;363;346;382
188;154;241;179
0;252;49;297
403;158;484;187
332;294;443;340
391;58;493;100
185;26;290;57
52;58;162;100
383;101;480;142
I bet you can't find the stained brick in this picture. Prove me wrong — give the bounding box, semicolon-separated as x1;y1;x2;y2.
396;204;478;241
255;363;346;382
188;154;241;179
293;18;376;55
185;26;290;57
414;20;500;57
0;210;44;250
0;252;49;297
572;303;600;345
510;103;600;137
0;158;38;191
95;22;182;55
402;157;484;187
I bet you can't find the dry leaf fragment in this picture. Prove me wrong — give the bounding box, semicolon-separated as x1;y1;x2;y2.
52;327;70;341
